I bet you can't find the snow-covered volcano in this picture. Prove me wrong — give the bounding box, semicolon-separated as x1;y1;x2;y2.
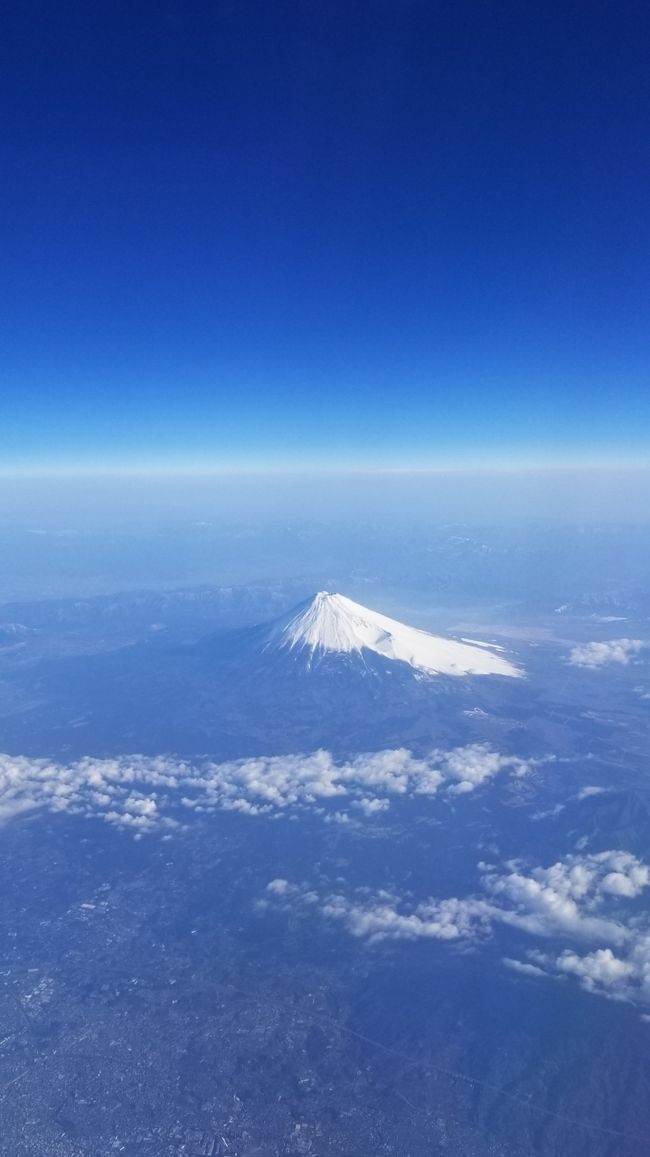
262;592;521;678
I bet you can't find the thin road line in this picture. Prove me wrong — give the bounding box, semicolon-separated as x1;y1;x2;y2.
0;1069;29;1096
340;1023;647;1143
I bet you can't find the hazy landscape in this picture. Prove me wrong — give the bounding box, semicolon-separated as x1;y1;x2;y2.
0;516;649;1155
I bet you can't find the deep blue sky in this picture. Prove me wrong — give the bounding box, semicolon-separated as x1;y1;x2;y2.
2;0;649;469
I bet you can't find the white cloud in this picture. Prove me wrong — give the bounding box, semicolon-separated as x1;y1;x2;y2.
554;948;634;990
502;957;547;978
262;879;492;944
352;797;390;816
322;892;493;944
266;878;292;896
263;848;650;1009
479;850;649;943
529;929;650;1007
569;639;645;669
0;743;534;833
439;744;531;791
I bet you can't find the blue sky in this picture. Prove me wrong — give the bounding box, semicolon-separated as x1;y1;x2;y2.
2;0;649;470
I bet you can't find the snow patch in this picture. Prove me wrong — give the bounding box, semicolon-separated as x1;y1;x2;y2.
264;592;522;678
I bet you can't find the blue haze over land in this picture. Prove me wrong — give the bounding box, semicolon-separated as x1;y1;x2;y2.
1;508;650;1155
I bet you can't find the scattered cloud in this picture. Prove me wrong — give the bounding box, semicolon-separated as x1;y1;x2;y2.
553;947;634;990
259;879;493;944
568;639;645;669
262;849;650;1009
13;742;648;1011
352;797;390;816
0;743;535;832
480;850;648;943
502;957;547;978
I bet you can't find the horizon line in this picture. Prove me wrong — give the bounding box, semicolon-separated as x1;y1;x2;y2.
1;454;649;480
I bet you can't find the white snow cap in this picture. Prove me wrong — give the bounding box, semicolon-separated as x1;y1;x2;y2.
265;592;521;678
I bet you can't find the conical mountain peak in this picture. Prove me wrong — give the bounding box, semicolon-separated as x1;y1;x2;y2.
263;592;521;678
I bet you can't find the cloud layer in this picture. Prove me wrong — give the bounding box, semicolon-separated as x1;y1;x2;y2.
0;743;533;831
11;743;645;1010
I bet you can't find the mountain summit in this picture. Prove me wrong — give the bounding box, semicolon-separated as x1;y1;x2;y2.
263;592;521;678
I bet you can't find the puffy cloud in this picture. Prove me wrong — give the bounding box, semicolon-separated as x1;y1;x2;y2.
568;639;645;669
502;957;547;978
492;855;650;1005
529;930;650;1006
266;878;292;896
261;879;492;944
321;893;492;944
263;849;650;1009
480;850;649;943
439;745;531;792
554;948;634;991
352;797;390;816
0;743;534;833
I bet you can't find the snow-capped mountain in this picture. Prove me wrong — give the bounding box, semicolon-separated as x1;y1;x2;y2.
0;590;526;759
261;592;521;678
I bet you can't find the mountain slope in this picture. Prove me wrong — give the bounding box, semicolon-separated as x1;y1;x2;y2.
261;592;522;678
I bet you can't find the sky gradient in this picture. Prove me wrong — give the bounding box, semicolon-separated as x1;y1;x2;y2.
2;0;649;469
